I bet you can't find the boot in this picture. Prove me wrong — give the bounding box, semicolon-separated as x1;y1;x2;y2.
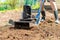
41;11;46;21
54;10;60;24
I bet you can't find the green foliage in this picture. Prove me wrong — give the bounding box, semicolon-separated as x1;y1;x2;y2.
0;0;40;11
24;0;40;9
32;2;40;9
0;0;19;11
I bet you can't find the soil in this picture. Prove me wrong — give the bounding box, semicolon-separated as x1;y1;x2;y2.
0;9;60;40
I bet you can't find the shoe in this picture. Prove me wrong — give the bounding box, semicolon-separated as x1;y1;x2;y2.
40;19;45;22
55;20;60;24
40;17;45;22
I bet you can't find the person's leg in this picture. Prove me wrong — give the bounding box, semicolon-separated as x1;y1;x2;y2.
40;0;46;21
49;0;60;23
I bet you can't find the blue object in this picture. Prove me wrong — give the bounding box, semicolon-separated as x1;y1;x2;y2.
35;0;45;24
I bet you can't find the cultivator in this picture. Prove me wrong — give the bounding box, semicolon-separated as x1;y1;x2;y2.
9;0;45;29
14;5;35;28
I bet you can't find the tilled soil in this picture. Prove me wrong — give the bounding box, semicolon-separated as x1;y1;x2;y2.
0;9;60;40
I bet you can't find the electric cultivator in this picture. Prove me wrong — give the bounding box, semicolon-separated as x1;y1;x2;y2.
9;0;44;29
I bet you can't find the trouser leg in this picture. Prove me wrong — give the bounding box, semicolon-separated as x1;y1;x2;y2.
41;3;46;20
50;1;59;20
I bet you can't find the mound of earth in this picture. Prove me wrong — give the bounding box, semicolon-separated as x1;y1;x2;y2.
0;9;60;40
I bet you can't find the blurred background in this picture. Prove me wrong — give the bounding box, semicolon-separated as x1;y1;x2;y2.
0;0;40;11
0;0;60;11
